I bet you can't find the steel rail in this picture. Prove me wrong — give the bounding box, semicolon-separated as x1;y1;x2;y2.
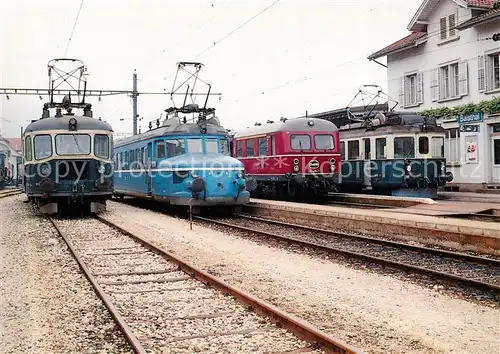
194;215;500;293
96;216;363;354
48;217;148;354
0;190;23;199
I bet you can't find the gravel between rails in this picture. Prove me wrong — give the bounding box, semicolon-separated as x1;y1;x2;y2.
0;195;133;354
103;200;500;354
52;217;324;354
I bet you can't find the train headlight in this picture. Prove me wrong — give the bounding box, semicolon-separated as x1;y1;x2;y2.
237;171;243;178
330;164;336;172
406;165;411;172
40;164;51;177
293;165;300;172
293;158;299;165
98;164;106;174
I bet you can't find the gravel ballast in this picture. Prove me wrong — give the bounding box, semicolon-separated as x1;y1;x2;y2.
103;200;500;354
0;195;133;354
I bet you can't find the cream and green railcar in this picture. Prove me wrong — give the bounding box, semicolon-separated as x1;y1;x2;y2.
23;105;113;214
338;112;453;198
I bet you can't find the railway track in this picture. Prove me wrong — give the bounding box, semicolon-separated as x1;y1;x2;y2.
0;189;23;199
195;214;500;295
48;216;362;354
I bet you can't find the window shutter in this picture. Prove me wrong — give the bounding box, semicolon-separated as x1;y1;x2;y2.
416;72;424;104
440;17;447;40
458;60;468;96
478;55;486;92
398;77;405;108
431;68;439;101
485;55;491;92
449;14;456;37
404;75;410;107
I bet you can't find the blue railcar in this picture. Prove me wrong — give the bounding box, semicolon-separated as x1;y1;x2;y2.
113;112;250;210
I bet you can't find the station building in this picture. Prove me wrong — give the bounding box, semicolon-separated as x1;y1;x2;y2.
0;136;22;183
368;0;500;192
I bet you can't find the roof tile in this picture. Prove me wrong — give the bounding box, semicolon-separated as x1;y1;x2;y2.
368;32;427;60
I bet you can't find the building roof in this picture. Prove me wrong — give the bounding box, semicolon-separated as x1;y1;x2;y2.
367;32;427;60
5;138;22;152
465;0;498;8
456;7;500;29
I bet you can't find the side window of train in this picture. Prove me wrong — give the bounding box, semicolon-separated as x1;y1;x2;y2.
376;138;387;159
25;136;33;161
95;135;110;159
155;140;166;159
418;137;429;154
271;135;276;155
147;143;152;161
34;134;52;160
129;150;134;168
347;140;360;160
220;139;230;156
258;137;267;156
340;141;345;160
246;139;255;157
394;137;415;158
236;140;244;157
166;139;186;157
123;151;129;170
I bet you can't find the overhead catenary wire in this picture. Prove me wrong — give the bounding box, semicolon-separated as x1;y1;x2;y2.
64;0;84;57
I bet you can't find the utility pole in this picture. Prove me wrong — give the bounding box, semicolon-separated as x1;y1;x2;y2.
132;69;138;135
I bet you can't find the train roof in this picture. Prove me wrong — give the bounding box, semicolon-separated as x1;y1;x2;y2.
24;115;113;133
233;117;338;138
114;119;228;148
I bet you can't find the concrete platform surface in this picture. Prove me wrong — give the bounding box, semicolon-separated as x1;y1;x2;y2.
388;200;500;216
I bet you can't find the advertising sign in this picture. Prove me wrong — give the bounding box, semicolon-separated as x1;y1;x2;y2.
460;124;479;132
458;112;483;125
465;136;479;163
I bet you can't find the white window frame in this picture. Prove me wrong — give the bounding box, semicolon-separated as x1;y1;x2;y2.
444;128;460;164
480;51;500;94
433;59;468;102
399;71;423;108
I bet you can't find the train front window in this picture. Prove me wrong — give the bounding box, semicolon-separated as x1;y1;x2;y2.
394;137;415;158
56;134;90;155
220;139;230;155
94;134;109;159
187;139;202;153
314;135;334;150
166;139;185;157
34;135;52;160
418;137;429;154
432;137;445;158
205;138;219;154
291;135;311;150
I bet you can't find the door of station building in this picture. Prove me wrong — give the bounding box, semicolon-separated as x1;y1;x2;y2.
492;136;500;183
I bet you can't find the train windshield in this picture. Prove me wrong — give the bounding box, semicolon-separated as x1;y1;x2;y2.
56;134;91;155
205;138;219;154
394;137;415;158
34;134;52;160
314;134;334;150
187;138;203;153
166;139;185;157
291;135;311;150
94;135;109;159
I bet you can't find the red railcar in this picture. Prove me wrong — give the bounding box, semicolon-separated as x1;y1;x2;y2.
232;117;341;199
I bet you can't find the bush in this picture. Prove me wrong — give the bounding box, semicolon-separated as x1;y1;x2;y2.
420;96;500;118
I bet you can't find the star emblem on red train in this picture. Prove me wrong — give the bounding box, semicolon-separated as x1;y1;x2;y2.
274;156;290;169
254;156;269;168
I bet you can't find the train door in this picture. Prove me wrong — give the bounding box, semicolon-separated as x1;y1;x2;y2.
363;138;371;187
147;142;153;194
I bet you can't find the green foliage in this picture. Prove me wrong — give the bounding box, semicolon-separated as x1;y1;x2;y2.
420;96;500;118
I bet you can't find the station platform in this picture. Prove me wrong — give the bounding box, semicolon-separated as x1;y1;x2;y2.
245;198;500;255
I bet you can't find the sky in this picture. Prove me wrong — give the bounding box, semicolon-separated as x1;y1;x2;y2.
0;0;423;138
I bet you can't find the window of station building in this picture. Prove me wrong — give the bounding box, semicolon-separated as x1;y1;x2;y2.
431;137;445;158
291;134;311;150
246;138;255;157
236;140;244;157
55;134;91;155
155;140;166;159
394;137;415;158
94;134;109;159
166;139;186;157
25;136;33;161
205;138;219;154
375;138;386;159
258;137;267;156
187;138;202;153
34;134;52;160
220;139;230;156
494;139;500;165
418;136;429;154
315;134;334;150
347;140;360;160
444;128;460;163
340;141;345;160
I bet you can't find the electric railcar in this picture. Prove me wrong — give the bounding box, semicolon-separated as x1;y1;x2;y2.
113;108;250;211
337;111;454;198
23;104;114;213
232;117;341;199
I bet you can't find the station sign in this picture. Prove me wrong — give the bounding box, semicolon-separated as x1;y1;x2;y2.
458;112;483;124
460;124;480;132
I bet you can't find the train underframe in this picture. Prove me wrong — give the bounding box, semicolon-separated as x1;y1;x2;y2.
250;173;339;200
27;192;111;214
